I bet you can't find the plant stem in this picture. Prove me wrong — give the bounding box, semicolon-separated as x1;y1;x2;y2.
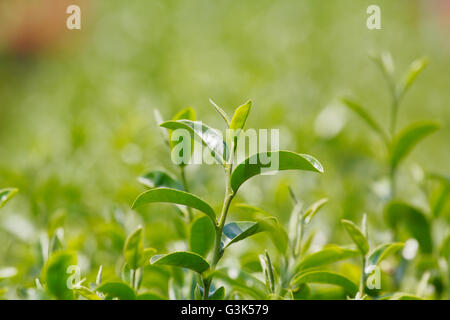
180;166;193;222
359;256;366;296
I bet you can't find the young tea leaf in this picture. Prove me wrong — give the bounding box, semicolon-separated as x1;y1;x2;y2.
367;242;403;268
303;198;329;224
0;188;18;209
291;271;358;296
74;286;101;300
132;188;216;224
209;99;231;126
123;227;145;270
150;251;210;274
96;282;136;300
390;121;439;170
341;219;369;256
296;246;359;272
173;107;196;121
396;57;428;99
230;100;252;131
221;221;262;249
231;151;323;192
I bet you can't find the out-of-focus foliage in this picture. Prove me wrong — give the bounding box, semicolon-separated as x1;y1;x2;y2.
0;0;449;300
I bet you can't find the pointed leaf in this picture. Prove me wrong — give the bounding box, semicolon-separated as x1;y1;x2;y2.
385;202;432;253
124;227;145;270
209;286;225;300
397;58;428;98
341;219;369;255
230;100;252;131
150;251;210;274
0;188;18;209
291;271;358;296
231;151;323;192
96;282;136;300
340;98;388;144
221;221;262;249
304;198;329;223
390;122;439;170
190;216;215;257
297;246;359;272
367;242;403;268
74;286;101;300
138;170;183;190
160;120;228;164
132;188;216;224
209;99;231;126
173;107;196;121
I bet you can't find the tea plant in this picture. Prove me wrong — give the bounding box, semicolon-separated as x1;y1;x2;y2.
341;54;449;298
131;100;324;299
0;188;19;286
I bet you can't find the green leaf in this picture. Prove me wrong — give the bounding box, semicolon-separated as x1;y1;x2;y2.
396;57;428;98
297;246;359;272
230;100;252;131
259;251;275;294
190;216;215;257
212;268;266;299
439;235;450;258
138;170;183;190
303;198;329;224
341;219;369;255
291;271;358;296
209;286;225;300
136;292;166;300
209;99;231;126
124;227;145;270
221;221;262;249
231;151;323;192
367;242;403;268
173;107;196;121
45;251;77;300
132;188;216;224
390;122;439;170
340;98;388;144
385;202;432;253
150;251;210;274
0;188;18;209
0;267;18;280
389;293;423;300
160;119;229;165
96;282;136;300
73;286;101;300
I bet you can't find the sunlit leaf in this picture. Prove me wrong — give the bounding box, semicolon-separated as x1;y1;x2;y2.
0;267;18;280
150;251;210;274
96;282;136;300
190;216;215;257
173;107;196;121
390;122;439;170
304;198;329;224
44;251;77;300
231;151;323;192
230;100;252;131
296;246;359;272
439;235;450;258
74;286;101;300
341;219;369;255
160;120;228;165
291;271;358;296
209;99;231;126
132;188;216;224
396;58;428;98
0;188;18;209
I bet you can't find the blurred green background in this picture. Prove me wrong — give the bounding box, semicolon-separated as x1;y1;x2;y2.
0;0;449;299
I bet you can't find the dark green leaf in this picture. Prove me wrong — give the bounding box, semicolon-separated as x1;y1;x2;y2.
341;219;369;255
138;170;183;190
190;216;215;257
390;122;439;170
97;282;136;300
45;251;77;300
231;151;323;192
209;286;225;300
150;251;210;274
132;188;216;224
385;202;432;253
291;271;358;296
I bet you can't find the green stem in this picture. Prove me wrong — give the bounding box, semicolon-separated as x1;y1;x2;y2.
180;166;194;222
359;256;366;296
